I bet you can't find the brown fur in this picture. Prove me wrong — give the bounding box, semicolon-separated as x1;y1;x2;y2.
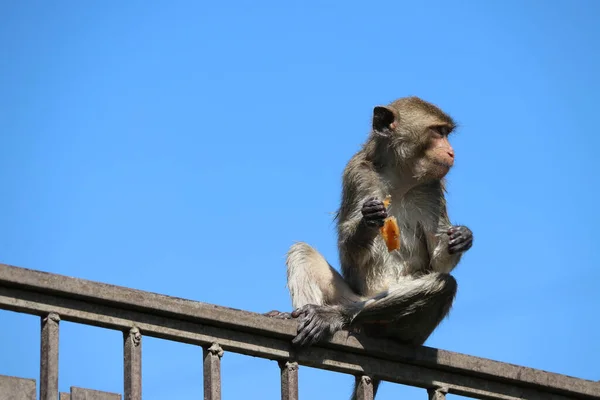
267;96;472;400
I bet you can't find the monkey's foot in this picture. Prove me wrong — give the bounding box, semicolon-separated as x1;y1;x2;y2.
264;310;293;319
291;304;347;347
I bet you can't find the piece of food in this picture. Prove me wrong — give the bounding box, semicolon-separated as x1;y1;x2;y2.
380;216;400;252
382;195;392;209
380;195;400;252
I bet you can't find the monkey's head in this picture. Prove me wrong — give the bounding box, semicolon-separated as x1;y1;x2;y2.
370;96;456;182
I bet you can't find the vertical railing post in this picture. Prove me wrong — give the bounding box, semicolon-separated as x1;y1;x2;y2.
40;312;60;400
355;375;374;400
203;343;223;400
278;361;298;400
428;387;448;399
124;326;142;400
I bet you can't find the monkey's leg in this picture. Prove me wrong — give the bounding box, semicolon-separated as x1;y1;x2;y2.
292;273;456;347
346;274;456;400
359;273;457;345
265;242;361;318
354;273;456;325
287;242;361;308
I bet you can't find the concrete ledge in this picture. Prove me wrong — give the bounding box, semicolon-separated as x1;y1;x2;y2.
0;374;36;400
70;386;121;400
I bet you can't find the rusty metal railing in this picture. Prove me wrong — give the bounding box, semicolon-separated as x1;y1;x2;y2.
0;263;598;400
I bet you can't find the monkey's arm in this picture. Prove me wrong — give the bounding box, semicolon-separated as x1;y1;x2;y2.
337;162;387;285
339;197;386;246
427;212;473;273
291;272;457;347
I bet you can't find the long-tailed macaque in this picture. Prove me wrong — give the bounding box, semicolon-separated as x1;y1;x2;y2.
267;96;473;399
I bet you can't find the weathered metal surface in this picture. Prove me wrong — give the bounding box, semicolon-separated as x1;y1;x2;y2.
0;263;599;399
0;374;36;400
70;386;121;400
40;312;59;400
0;285;574;400
428;387;448;400
123;327;142;400
355;376;374;400
0;286;593;399
203;343;223;400
278;361;298;400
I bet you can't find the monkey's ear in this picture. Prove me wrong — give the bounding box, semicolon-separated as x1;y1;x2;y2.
372;106;397;133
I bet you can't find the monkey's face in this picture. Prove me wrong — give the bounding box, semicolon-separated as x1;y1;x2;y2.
371;99;457;182
412;126;454;181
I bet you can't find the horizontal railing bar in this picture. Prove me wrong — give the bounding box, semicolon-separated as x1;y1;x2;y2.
0;263;598;399
0;286;589;400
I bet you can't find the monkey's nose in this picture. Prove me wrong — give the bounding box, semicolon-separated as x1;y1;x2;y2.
447;150;454;159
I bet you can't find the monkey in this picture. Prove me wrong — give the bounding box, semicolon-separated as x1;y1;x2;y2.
266;96;473;399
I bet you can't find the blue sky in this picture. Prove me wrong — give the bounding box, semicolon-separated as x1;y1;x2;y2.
1;1;599;399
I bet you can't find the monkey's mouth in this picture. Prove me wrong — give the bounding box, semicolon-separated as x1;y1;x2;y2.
433;161;453;169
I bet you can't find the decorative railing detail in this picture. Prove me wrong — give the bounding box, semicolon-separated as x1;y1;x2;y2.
0;263;598;400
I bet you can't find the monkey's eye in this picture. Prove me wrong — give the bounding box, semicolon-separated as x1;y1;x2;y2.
433;125;453;137
431;126;447;137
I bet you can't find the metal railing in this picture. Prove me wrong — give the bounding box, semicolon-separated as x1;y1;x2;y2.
0;262;598;400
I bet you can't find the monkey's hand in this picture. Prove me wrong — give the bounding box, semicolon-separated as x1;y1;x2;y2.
447;225;473;254
290;304;348;347
361;197;388;228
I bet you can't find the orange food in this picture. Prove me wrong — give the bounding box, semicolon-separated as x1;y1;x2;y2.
380;216;400;252
379;195;400;252
382;195;392;209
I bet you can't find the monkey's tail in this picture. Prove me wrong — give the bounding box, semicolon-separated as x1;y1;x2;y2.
350;378;381;400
